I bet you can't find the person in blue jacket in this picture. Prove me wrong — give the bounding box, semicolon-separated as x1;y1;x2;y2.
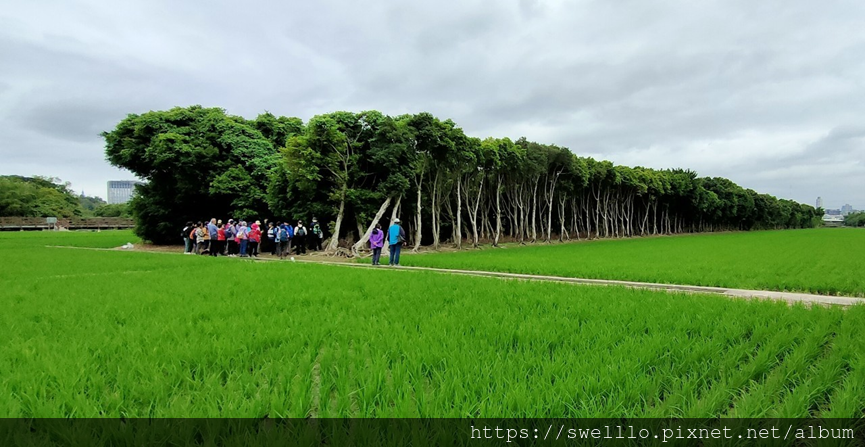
387;218;406;266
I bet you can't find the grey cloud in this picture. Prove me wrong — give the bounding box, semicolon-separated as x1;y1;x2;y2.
0;0;863;207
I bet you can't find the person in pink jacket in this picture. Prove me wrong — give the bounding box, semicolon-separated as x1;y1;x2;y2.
369;223;385;266
248;221;262;257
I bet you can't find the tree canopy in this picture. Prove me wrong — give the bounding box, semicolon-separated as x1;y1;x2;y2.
0;175;128;218
0;176;81;218
844;212;865;227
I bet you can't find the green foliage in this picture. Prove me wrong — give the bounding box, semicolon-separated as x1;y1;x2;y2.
3;231;865;417
103;106;297;243
92;203;132;218
105;106;821;245
77;194;106;216
844;212;865;227
0;175;82;217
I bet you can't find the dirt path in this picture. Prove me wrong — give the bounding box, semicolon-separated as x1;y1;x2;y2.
47;245;865;307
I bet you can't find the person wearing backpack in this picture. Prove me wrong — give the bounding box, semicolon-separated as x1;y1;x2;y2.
189;224;199;254
273;221;282;257
388;218;406;266
237;220;249;257
294;220;308;255
225;219;237;257
310;217;323;251
195;222;208;255
277;222;291;259
182;221;194;254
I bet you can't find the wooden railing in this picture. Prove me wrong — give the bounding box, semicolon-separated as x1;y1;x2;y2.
0;217;135;230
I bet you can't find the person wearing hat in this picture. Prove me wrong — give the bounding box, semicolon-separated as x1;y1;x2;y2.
294;220;308;255
387;218;406;266
310;217;323;251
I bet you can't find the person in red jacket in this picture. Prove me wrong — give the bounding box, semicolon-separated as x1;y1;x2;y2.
215;220;226;256
249;220;262;257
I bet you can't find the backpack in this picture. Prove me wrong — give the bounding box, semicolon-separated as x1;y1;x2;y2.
312;223;321;235
296;226;306;237
190;228;198;240
278;227;288;241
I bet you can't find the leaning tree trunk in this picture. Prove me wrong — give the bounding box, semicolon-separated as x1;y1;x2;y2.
326;186;347;252
382;195;401;258
351;196;392;257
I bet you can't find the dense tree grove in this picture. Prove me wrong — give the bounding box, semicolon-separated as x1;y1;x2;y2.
0;175;130;218
0;175;120;218
103;106;822;246
0;176;81;217
844;212;865;227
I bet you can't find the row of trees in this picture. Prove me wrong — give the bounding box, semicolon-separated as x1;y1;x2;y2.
0;175;130;218
844;212;865;227
104;106;822;247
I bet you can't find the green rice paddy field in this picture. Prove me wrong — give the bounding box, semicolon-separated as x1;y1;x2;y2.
401;229;865;297
1;230;864;418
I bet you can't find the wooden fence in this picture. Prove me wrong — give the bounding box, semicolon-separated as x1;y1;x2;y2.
0;217;135;231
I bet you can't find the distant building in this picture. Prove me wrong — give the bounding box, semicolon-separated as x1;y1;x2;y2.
107;180;143;204
816;197;823;208
841;204;853;216
822;214;844;227
825;209;841;216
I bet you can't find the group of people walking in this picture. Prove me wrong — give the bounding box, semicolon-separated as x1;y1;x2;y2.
182;218;323;258
181;216;407;265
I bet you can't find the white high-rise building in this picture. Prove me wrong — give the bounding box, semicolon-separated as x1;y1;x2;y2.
841;204;853;216
816;197;823;208
107;180;142;204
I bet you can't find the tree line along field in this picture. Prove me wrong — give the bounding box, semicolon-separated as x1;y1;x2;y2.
103;106;820;247
393;228;865;297
2;231;864;418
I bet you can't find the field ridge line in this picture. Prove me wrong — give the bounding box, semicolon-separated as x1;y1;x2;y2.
45;245;865;307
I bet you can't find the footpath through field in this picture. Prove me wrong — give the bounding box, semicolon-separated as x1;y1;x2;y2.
49;245;865;307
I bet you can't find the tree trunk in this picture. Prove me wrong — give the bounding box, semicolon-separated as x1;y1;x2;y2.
455;178;462;249
494;176;502;246
431;171;441;249
382;195;401;258
530;176;539;243
413;172;423;252
351;196;392;257
470;177;484;247
326;186;347;252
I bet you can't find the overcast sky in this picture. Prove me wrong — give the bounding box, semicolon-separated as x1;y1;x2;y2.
1;0;863;209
